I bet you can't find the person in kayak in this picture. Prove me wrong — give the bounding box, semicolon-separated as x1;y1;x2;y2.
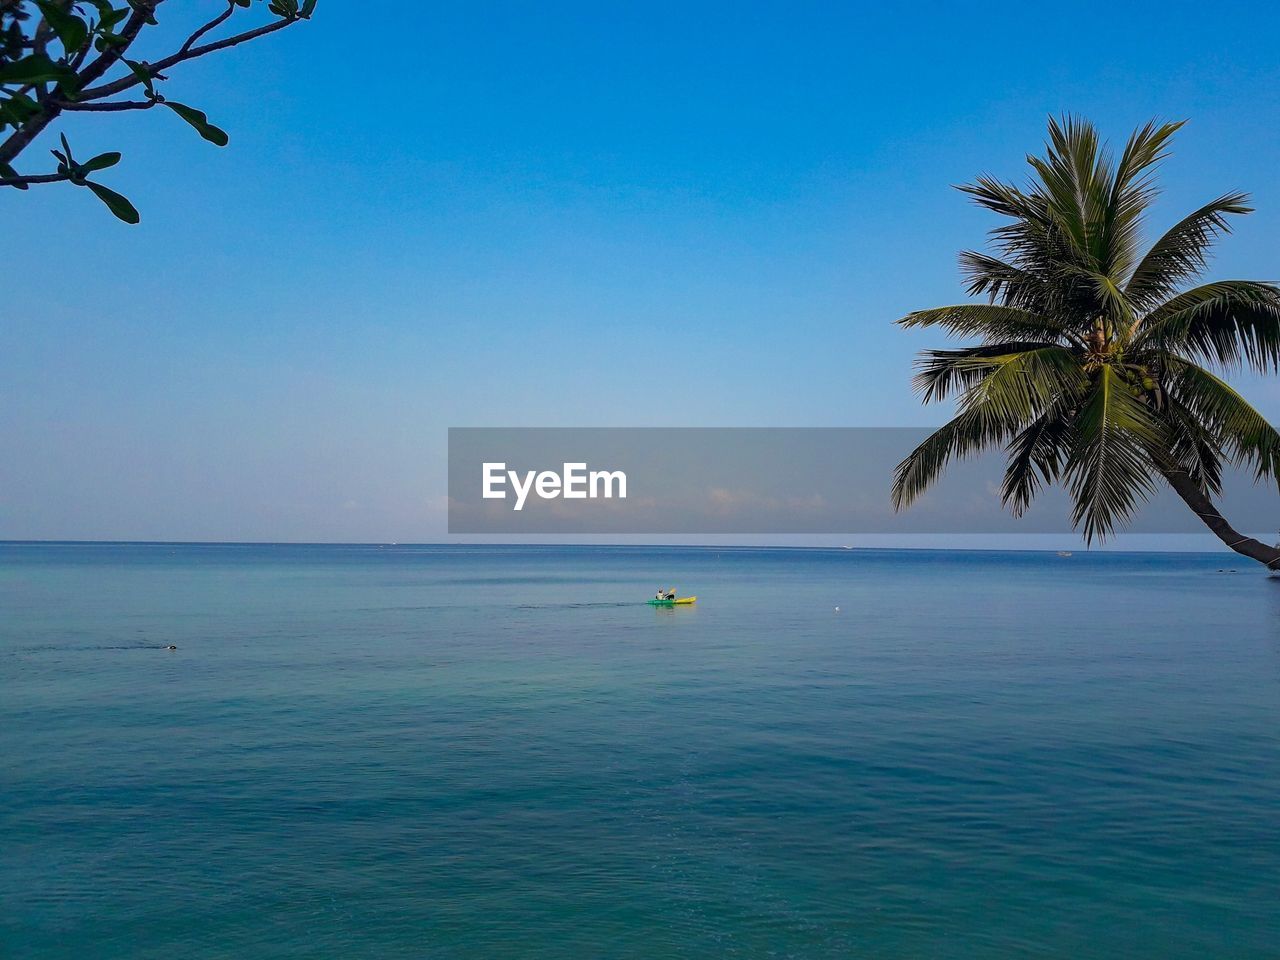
664;587;677;600
655;587;666;600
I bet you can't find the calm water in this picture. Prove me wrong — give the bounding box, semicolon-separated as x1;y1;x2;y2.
2;543;1278;958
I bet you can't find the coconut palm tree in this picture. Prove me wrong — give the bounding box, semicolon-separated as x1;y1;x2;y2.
892;116;1280;568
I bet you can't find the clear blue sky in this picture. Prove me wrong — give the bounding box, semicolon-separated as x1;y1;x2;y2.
4;0;1280;541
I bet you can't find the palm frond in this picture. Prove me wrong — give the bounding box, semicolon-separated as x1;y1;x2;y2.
911;341;1061;403
1025;115;1103;261
1063;366;1166;542
1111;119;1182;194
1163;355;1280;482
896;304;1072;343
1002;405;1075;517
911;343;1085;409
894;346;1086;507
959;118;1143;325
1058;263;1132;333
891;406;1019;510
957;346;1086;420
957;175;1039;221
1158;389;1226;496
1124;192;1253;308
1134;280;1280;371
958;251;1042;306
1102;119;1185;280
959;245;1098;325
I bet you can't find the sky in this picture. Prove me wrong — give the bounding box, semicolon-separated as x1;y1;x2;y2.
4;0;1280;543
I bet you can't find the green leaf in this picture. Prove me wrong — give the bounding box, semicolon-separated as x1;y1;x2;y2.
123;59;155;95
164;101;229;146
80;151;122;173
85;180;140;223
94;31;130;52
0;91;40;124
0;53;79;86
0;160;29;190
301;0;318;16
88;2;131;30
34;0;89;55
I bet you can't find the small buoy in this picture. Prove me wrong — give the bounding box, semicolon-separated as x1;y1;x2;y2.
165;644;177;651
834;606;841;613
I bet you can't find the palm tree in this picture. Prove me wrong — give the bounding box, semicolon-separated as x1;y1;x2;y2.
892;116;1280;568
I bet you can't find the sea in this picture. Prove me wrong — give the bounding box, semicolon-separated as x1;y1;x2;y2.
2;542;1277;958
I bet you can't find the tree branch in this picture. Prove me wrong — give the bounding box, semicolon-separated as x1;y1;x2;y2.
0;3;155;163
0;0;315;203
0;170;72;187
60;99;156;112
78;15;298;102
76;2;155;87
0;99;56;163
178;2;235;57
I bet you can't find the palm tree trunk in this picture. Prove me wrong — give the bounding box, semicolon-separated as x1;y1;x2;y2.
1158;465;1280;569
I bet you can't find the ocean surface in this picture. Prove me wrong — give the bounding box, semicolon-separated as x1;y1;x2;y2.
1;543;1278;959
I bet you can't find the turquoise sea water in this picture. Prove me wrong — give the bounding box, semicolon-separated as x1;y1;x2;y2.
2;543;1278;958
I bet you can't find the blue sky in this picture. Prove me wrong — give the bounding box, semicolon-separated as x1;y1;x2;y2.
4;0;1280;541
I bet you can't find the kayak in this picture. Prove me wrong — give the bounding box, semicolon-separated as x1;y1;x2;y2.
647;596;697;605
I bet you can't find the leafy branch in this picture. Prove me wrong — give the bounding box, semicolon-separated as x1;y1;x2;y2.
0;0;317;222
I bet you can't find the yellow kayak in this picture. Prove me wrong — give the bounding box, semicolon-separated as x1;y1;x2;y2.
647;596;697;605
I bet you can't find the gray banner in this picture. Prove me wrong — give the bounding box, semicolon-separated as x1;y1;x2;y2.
448;428;1280;535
